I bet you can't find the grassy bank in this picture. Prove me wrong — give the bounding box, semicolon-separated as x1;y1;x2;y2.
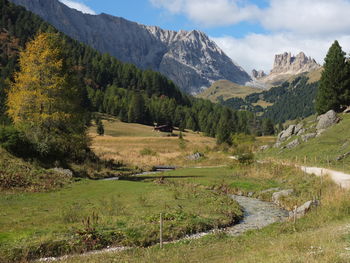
61;167;350;263
0;173;242;262
260;113;350;173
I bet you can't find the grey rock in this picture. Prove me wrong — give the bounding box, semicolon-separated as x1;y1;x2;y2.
248;192;254;197
252;69;266;79
278;125;296;142
272;189;294;205
294;123;303;134
343;106;350;113
316;110;339;131
296;128;306;136
301;133;317;142
286;139;299;149
52;167;73;177
260;187;281;194
260;145;270;151
9;0;252;94
187;152;203;161
289;200;319;219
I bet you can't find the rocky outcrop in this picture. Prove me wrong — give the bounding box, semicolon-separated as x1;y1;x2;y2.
270;52;320;75
289;200;319;219
9;0;252;94
286;139;299;149
251;52;321;88
316;110;340;131
252;69;266;79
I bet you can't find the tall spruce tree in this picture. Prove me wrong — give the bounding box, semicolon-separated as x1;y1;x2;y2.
316;40;349;114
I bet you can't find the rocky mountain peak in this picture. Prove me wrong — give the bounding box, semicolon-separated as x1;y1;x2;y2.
9;0;251;94
271;51;320;75
252;69;266;79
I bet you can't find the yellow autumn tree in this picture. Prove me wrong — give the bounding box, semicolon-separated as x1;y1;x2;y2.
7;33;88;158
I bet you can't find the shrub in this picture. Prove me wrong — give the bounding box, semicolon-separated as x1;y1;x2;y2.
0;126;35;157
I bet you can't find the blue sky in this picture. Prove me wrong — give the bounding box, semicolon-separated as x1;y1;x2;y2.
60;0;350;73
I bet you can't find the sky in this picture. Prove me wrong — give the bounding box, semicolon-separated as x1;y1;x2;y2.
59;0;350;74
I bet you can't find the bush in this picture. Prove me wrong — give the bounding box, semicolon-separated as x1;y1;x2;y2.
0;126;35;157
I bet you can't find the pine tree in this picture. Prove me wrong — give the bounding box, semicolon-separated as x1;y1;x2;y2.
7;33;88;158
316;40;349;114
96;119;104;136
128;93;145;123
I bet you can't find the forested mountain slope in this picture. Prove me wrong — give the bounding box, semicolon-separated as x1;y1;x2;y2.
0;0;261;142
8;0;252;94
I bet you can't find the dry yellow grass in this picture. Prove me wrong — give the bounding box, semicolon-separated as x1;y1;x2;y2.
252;100;273;108
89;116;225;169
196;80;260;102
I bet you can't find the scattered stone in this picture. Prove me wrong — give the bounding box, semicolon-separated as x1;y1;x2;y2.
187;152;203;161
343;106;350;113
336;151;350;161
316;110;340;131
248;192;254;197
260;187;281;194
301;133;317;142
272;189;294;205
260;145;270;151
286;139;299;149
289;200;319;219
52;167;73;177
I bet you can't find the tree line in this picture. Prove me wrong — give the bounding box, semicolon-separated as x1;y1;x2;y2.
0;0;270;160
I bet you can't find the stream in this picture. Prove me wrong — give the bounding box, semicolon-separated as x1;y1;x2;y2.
38;194;288;262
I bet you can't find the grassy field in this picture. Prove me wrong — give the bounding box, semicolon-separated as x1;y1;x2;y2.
196;80;261;102
0;173;242;262
59;164;350;263
89;115;229;170
260;113;350;173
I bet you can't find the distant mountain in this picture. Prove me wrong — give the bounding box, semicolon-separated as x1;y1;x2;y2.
9;0;251;94
251;52;321;88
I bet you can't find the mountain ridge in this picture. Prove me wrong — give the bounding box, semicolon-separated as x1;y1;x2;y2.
9;0;252;94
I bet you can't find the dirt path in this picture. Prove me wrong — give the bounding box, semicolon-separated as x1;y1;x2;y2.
300;166;350;189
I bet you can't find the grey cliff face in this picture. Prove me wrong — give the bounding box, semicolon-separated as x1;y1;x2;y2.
9;0;251;94
270;52;320;75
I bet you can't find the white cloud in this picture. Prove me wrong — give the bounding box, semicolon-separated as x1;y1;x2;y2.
59;0;96;15
150;0;259;27
261;0;350;36
212;34;350;73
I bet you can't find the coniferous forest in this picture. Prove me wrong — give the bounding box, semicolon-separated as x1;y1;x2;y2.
0;0;268;150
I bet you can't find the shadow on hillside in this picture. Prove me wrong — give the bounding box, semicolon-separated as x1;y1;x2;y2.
118;175;202;182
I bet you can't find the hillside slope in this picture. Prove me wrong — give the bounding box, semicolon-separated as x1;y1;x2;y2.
196;80;261;102
261;113;350;172
9;0;251;93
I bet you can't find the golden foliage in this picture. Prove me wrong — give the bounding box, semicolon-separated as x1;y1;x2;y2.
7;33;87;156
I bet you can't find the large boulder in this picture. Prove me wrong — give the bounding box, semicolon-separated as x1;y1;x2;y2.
286;139;299;149
289;200;319;219
278;125;296;142
294;123;303;135
316;110;339;131
272;189;294;205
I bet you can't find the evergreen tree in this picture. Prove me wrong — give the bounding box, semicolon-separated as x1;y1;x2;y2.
128;93;145;123
316;41;349;114
261;119;274;136
96;119;104;136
